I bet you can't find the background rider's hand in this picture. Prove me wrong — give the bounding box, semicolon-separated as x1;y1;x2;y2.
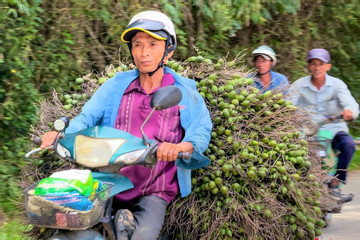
341;109;353;121
157;141;193;161
40;131;58;149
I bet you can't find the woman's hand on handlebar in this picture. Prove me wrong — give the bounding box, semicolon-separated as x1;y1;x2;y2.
40;131;58;149
341;109;353;121
157;141;193;161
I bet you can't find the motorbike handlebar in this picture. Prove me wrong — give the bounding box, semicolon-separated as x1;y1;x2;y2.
318;114;343;126
25;145;191;161
33;137;42;146
178;152;191;160
25;132;63;158
303;114;345;137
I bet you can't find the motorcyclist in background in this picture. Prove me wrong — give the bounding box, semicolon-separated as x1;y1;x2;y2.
248;45;289;92
41;10;212;240
290;48;359;201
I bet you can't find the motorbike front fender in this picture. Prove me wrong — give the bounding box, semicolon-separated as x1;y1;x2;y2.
91;172;134;197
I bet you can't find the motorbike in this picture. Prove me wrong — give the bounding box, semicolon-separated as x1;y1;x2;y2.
24;85;189;240
302;114;358;226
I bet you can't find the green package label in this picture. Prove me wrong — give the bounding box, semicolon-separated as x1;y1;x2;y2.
35;177;94;196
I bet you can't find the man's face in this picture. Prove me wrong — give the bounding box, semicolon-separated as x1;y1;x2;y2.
131;32;171;73
308;58;331;79
254;55;272;74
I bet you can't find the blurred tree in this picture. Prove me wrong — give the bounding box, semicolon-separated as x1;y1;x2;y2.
0;0;41;212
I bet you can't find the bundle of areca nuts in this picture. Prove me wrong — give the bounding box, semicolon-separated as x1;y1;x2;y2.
163;54;327;240
26;53;328;240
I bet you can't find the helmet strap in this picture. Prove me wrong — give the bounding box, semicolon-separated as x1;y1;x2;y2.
147;41;171;76
147;55;165;76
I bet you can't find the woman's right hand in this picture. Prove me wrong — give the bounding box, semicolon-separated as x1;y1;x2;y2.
40;131;58;149
341;109;354;121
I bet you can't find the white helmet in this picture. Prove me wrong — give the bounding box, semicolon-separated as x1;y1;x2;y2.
252;46;277;65
121;10;176;50
121;11;176;76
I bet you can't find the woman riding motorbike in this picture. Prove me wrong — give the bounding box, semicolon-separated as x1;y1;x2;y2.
41;10;212;240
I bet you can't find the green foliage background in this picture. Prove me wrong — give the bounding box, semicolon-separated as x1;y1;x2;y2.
1;0;360;218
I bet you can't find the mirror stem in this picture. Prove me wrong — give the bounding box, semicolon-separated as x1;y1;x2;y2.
141;108;156;146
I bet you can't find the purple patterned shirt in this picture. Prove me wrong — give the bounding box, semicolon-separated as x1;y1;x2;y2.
114;73;184;204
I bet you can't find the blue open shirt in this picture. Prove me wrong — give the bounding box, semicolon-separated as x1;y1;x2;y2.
65;67;212;197
290;74;359;137
248;70;289;93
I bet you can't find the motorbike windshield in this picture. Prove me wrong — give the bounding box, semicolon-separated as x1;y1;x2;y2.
74;135;126;168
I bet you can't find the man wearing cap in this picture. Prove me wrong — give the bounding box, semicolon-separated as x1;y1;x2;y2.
41;10;212;240
248;45;289;92
290;48;359;201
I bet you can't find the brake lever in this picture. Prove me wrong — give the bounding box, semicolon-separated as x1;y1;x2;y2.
25;146;54;158
26;131;64;158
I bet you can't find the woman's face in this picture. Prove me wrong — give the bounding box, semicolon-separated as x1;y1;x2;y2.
131;32;172;74
254;55;273;74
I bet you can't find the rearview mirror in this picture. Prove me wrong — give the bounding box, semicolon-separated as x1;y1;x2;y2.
150;85;182;110
141;85;182;146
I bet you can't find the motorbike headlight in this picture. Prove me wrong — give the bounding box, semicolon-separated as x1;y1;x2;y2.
113;149;146;165
74;135;126;168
